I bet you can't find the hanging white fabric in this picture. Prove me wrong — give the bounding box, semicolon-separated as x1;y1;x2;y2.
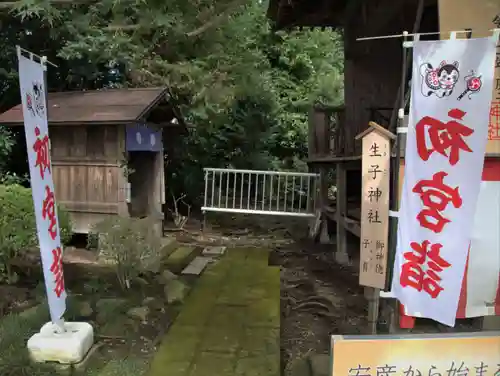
17;49;67;324
390;35;498;326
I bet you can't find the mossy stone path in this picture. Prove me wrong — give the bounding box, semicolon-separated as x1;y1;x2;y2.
148;247;280;376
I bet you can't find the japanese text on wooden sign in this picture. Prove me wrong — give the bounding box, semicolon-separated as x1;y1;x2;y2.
391;36;497;327
330;333;500;376
358;122;392;289
17;51;66;323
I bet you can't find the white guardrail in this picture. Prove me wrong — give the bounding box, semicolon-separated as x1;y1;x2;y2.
201;168;320;218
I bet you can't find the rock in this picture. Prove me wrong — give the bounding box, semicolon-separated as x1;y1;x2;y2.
134;277;150;286
142;297;156;306
96;298;128;323
164;279;189;304
289;358;312;376
127;306;150;322
156;269;178;285
309;354;330;376
79;301;94;317
142;297;164;311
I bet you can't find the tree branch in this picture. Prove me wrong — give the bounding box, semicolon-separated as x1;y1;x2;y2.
185;0;247;38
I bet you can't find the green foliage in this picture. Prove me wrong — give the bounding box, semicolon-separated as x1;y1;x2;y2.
2;0;345;206
90;217;163;291
0;303;53;375
0;128;16;183
0;184;73;283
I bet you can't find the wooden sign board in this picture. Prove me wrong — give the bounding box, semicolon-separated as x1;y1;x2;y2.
330;332;500;376
357;122;393;289
438;0;500;155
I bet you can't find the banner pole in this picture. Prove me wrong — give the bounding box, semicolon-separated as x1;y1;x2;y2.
385;31;410;293
41;55;66;334
356;28;500;42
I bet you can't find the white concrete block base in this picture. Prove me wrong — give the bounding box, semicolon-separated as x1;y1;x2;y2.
27;322;94;364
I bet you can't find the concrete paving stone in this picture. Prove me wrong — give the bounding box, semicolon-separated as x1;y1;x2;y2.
149;360;191;376
209;305;247;328
238;326;279;356
244;248;270;261
217;283;273;305
181;256;212;275
202;259;232;281
243;298;280;328
189;351;236;376
200;324;244;354
155;325;201;364
234;353;280;376
175;297;214;327
148;247;280;376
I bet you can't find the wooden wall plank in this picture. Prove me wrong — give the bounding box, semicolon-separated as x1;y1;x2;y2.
438;0;500;155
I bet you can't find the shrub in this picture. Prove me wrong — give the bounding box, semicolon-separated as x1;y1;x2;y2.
0;184;73;283
90;216;162;290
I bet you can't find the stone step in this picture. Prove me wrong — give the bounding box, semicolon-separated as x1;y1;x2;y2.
164;245;198;273
202;246;226;257
181;256;212;276
160;237;180;258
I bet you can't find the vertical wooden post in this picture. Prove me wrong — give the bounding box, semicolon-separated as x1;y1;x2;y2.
365;287;380;334
117;125;130;218
335;162;348;264
356;121;395;334
308;108;317;158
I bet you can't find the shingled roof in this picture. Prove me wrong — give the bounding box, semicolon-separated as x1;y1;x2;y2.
0;87;169;126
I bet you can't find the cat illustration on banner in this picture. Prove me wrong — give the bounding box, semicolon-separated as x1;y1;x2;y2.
420;60;460;98
25;81;45;118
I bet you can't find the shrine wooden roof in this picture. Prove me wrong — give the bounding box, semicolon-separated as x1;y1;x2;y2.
0;88;172;126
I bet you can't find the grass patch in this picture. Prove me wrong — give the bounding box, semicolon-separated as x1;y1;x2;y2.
88;358;149;376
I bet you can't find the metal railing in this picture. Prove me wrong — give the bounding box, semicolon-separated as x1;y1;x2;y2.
201;168;320;217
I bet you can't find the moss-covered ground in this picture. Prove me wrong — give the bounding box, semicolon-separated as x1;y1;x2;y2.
0;247;279;376
148;247;280;376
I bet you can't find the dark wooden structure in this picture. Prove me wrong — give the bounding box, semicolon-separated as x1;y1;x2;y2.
269;0;438;264
0;88;183;234
268;0;500;333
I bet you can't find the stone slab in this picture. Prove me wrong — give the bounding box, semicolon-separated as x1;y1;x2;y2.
165;246;197;273
181;256;212;276
202;246;226;256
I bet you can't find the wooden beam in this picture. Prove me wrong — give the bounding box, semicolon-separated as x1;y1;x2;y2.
388;0;425;131
323;208;361;238
0;0;99;9
307;155;362;163
361;1;407;39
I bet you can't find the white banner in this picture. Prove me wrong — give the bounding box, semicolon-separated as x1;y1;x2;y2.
392;36;498;327
17;52;66;322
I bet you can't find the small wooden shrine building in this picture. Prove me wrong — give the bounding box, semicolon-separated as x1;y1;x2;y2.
267;0;500;331
0;88;183;234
